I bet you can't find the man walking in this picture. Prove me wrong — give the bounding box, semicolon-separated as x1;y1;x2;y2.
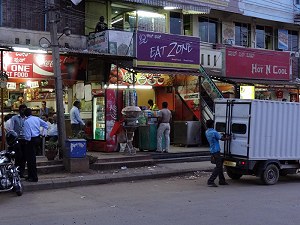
205;119;231;187
70;100;85;137
10;104;27;178
23;108;48;182
156;102;172;153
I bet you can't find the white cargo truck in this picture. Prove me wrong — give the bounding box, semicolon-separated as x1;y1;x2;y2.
214;98;300;185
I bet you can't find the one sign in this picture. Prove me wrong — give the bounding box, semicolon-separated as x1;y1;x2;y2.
226;47;290;80
1;52;86;80
136;31;200;69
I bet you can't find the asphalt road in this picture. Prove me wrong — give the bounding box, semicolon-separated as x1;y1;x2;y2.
2;172;300;225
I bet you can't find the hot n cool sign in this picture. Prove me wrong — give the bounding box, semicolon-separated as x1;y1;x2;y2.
226;47;290;80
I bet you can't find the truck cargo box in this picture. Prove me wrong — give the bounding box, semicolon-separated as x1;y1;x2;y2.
214;99;300;160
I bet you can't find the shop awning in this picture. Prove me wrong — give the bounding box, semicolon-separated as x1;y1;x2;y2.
131;67;201;76
219;77;300;89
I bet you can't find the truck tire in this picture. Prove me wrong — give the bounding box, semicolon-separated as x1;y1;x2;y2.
225;166;243;180
260;164;279;185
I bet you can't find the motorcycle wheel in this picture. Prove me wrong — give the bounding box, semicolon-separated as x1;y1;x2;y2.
15;182;23;196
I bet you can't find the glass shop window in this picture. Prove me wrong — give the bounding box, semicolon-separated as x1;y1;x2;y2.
170;12;182;35
235;22;251;47
199;17;217;43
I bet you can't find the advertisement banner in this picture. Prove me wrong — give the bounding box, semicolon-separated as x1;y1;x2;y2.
278;29;288;51
226;47;290;80
108;30;134;56
1;52;86;80
136;31;200;69
87;31;108;53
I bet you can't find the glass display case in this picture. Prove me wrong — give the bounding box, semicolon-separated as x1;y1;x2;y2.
93;96;105;140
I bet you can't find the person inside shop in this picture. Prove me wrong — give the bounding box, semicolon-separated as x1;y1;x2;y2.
205;119;231;187
46;113;58;142
23;108;48;182
39;101;49;117
95;16;108;32
156;102;172;153
70;100;85;137
148;99;158;110
10;104;27;178
12;96;24;110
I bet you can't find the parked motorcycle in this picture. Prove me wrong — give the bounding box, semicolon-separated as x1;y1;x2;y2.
0;131;23;196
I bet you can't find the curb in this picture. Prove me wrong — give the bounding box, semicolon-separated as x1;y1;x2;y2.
23;167;213;192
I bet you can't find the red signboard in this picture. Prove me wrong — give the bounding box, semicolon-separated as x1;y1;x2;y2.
2;52;86;80
226;47;290;80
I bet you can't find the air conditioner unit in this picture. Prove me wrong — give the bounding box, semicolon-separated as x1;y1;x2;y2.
290;52;300;58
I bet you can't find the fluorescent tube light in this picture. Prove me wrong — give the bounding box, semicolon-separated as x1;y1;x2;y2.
12;47;47;53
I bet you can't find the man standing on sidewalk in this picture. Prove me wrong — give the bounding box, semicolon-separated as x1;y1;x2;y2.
10;104;27;178
156;102;172;153
205;119;231;187
70;100;85;137
23;108;48;182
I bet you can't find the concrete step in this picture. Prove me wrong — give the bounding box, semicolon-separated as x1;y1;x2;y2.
90;159;154;171
154;155;211;164
95;155;152;163
151;151;210;159
32;151;211;174
37;164;65;174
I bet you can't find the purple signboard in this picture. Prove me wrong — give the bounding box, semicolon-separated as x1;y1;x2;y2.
136;31;200;70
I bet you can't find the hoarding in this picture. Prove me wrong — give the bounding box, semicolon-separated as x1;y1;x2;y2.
226;47;290;80
136;31;200;69
1;52;86;80
87;30;134;56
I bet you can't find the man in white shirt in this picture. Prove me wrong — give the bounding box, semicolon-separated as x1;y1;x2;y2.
70;100;85;137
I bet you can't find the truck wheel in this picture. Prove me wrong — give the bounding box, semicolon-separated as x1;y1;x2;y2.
225;167;242;180
261;164;279;185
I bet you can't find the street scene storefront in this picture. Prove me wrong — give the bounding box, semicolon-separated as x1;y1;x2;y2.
210;46;299;102
87;29;203;152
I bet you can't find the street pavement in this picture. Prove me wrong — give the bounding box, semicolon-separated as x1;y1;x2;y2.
23;145;212;192
23;161;214;192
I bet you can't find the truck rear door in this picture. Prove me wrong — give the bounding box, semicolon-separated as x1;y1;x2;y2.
214;100;250;158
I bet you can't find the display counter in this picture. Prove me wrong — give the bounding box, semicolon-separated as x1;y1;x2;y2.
137;111;160;151
138;124;158;151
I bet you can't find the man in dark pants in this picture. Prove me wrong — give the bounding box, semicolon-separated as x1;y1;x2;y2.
23;108;48;182
10;104;27;178
70;100;85;137
205;119;231;187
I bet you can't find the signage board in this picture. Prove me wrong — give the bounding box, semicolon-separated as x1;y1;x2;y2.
226;47;290;80
136;31;200;69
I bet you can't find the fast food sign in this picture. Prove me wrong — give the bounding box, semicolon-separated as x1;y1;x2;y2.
1;51;85;80
226;47;290;80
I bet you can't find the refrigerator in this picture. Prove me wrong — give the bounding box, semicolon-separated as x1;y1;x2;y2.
173;121;201;146
92;89;123;152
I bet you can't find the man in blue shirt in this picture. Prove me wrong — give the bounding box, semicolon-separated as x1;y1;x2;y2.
10;104;27;178
206;119;231;187
23;108;48;182
70;100;85;137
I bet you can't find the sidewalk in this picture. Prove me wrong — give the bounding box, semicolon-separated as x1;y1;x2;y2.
23;161;214;192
